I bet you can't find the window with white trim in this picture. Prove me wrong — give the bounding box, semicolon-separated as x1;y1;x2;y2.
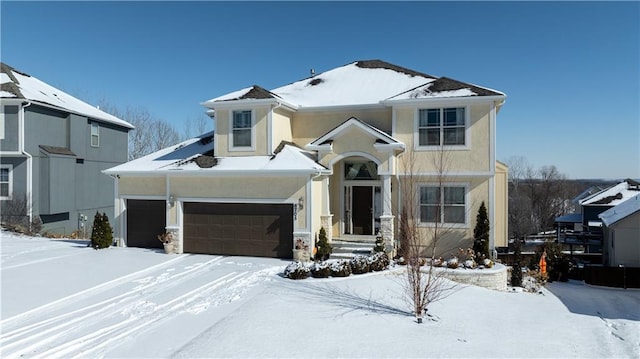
0;165;12;200
90;122;100;147
231;110;253;149
419;185;466;224
418;107;466;147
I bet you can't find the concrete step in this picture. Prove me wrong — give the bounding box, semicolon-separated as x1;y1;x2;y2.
329;237;377;259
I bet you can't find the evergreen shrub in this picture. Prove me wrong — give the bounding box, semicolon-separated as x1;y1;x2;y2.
284;261;309;280
90;212;113;249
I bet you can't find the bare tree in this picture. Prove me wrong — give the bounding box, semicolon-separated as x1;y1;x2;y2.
97;100;182;160
183;113;211;139
505;156;575;237
398;149;457;323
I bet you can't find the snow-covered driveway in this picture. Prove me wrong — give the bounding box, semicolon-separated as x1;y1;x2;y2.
0;234;287;358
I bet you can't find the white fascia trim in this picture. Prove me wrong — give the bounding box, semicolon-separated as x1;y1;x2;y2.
201;98;298;111
305;143;332;152
177;197;291;204
382;95;507;107
109;169;330;177
397;171;494;177
295;103;387;113
373;143;406;152
0;152;28;156
308;117;398;148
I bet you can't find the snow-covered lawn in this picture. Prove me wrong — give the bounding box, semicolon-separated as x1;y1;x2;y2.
1;231;638;358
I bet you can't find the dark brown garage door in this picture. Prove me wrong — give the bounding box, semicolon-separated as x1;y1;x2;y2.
126;199;165;249
183;202;293;258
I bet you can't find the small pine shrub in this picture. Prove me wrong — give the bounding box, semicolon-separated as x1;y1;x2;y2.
372;236;385;253
315;227;332;261
310;261;331;278
473;201;490;260
284;261;309;280
90;212;113;250
368;252;389;271
330;260;352;277
350;255;371;274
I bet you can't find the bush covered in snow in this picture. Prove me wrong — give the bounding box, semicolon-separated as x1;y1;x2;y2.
330;260;352;277
310;261;331;278
446;257;459;269
284;261;309;280
350;255;370;274
368;252;389;271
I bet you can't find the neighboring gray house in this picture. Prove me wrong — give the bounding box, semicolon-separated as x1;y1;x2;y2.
0;63;133;235
599;194;640;267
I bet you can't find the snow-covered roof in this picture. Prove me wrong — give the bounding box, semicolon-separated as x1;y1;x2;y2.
204;60;505;109
599;194;640;227
0;63;133;129
104;132;327;175
555;213;582;224
580;179;640;206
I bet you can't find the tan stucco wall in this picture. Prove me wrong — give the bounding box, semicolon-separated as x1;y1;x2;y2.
214;107;270;157
291;109;392;147
495;161;509;248
118;177;166;196
272;108;293;152
609;213;640;266
393;104;492;173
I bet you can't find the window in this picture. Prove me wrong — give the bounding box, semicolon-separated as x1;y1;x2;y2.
419;185;466;224
418;107;466;147
231;110;253;149
0;165;12;200
90;123;99;147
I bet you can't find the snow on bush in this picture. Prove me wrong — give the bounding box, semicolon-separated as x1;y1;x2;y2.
330;260;352;277
350;255;370;274
310;261;331;278
521;275;541;293
284;261;309;280
447;257;459;269
368;252;389;271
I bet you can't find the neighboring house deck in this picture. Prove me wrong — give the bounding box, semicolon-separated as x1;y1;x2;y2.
1;63;133;234
105;60;508;259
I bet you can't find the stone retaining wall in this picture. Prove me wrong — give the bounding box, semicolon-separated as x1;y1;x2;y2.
435;263;508;291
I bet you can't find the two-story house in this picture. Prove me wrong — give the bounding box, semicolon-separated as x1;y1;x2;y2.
1;63;133;235
104;60;508;259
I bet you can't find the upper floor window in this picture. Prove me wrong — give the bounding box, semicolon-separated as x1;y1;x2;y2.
417;107;466;147
419;184;467;225
231;110;253;150
0;165;12;200
90;122;100;147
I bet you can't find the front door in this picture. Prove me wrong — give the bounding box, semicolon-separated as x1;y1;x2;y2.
352;186;373;235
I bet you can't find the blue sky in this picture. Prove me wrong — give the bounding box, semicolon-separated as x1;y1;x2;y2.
2;1;638;179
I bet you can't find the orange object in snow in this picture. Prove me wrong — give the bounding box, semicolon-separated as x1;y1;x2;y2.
539;252;547;274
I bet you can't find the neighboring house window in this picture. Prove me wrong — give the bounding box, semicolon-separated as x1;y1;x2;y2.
419;185;467;225
231;110;253;149
0;165;12;200
90;122;100;147
417;107;466;147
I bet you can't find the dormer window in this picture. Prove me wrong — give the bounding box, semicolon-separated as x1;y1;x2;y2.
230;110;254;150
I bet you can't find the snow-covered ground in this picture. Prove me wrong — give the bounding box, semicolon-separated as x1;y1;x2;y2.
1;230;639;358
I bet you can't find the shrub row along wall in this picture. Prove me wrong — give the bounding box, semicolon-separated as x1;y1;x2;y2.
437;263;508;291
584;266;640;289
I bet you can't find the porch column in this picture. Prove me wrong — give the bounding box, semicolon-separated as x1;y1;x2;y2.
320;176;333;242
380;174;395;253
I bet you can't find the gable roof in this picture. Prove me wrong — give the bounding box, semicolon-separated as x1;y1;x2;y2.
599;194;640;227
307;117;404;151
203;60;505;109
104;132;328;176
0;63;133;129
580;179;640;206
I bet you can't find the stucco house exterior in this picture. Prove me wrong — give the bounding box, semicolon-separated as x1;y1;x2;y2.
1;63;133;234
105;60;508;259
599;193;640;267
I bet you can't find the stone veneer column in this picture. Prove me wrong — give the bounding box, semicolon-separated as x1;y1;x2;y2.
381;174;395;254
321;215;333;242
320;177;333;242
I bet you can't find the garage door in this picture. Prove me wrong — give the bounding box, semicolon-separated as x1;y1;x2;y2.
183;202;293;258
126;199;165;249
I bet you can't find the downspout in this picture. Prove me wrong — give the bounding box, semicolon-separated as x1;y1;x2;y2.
20;101;33;226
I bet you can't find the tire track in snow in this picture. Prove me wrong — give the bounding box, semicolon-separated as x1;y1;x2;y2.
0;256;230;359
30;271;249;359
0;254;189;328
